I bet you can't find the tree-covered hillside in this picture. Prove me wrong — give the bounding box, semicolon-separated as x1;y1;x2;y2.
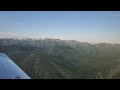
0;38;120;79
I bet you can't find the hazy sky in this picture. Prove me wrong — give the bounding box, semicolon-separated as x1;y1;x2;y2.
0;11;120;43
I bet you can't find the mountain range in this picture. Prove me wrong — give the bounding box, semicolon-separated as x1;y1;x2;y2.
0;38;120;79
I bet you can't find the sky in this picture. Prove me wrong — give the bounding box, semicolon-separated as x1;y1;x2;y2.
0;11;120;44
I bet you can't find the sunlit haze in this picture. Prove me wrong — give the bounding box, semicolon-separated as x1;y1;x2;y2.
0;11;120;44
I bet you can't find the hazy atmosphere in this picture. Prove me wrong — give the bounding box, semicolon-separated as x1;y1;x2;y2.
0;11;120;44
1;11;120;79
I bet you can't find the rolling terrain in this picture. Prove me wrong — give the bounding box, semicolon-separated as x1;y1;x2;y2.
0;38;120;79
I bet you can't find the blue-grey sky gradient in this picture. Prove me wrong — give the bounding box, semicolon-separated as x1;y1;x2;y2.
0;11;120;43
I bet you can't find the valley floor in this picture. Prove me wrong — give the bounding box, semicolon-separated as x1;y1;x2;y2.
106;65;120;79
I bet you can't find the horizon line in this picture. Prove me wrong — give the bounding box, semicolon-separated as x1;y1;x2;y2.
0;37;120;45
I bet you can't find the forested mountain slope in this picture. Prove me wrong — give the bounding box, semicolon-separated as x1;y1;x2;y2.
0;38;120;79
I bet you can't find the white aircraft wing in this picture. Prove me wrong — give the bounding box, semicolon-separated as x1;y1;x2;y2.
0;53;30;79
